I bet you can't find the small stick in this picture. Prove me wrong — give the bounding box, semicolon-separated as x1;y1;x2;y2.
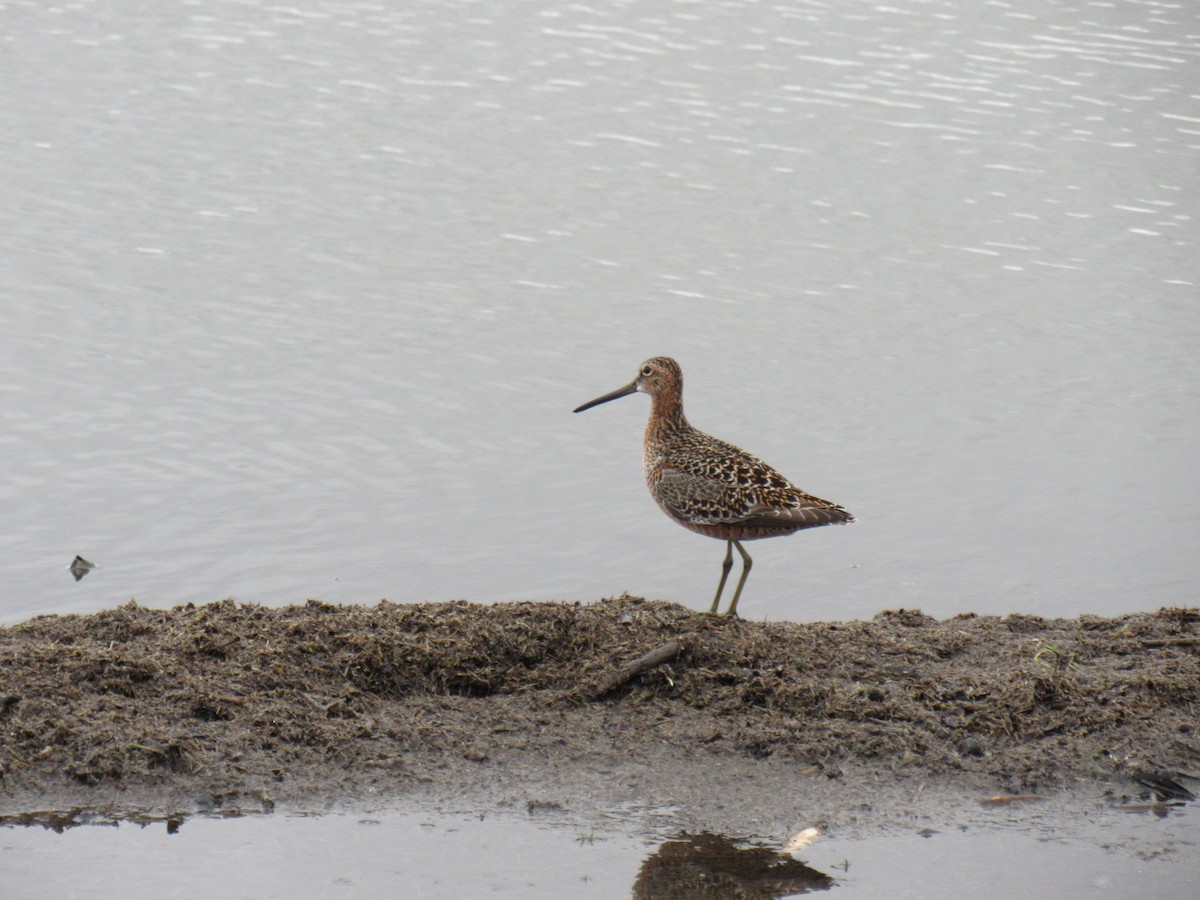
980;795;1045;806
585;633;697;701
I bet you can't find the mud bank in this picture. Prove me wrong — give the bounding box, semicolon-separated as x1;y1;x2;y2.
1;596;1196;832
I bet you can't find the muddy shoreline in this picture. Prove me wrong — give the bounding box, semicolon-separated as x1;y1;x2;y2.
1;596;1197;834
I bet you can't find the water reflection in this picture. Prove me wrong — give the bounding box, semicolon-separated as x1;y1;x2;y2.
633;831;834;898
0;807;188;835
2;813;837;897
2;802;1197;897
0;790;276;835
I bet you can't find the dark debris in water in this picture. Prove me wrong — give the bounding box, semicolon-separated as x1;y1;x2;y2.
68;556;95;582
0;596;1196;812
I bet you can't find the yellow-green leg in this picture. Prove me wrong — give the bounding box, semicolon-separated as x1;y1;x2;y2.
724;541;753;617
709;541;734;613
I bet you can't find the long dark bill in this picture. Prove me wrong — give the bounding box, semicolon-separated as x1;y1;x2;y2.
573;379;639;413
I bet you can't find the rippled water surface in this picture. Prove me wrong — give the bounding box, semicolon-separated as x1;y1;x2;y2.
2;3;1197;623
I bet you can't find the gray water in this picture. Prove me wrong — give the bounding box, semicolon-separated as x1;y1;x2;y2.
2;0;1198;893
2;801;1197;899
3;0;1196;626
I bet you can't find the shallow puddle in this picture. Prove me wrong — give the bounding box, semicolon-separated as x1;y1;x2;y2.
2;800;1196;898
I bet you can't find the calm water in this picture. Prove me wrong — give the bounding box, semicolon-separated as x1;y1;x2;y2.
2;802;1197;899
2;0;1197;625
2;0;1199;892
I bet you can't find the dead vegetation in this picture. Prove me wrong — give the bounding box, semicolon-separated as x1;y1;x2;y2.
0;596;1196;810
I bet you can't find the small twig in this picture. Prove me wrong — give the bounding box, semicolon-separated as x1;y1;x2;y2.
1140;638;1200;648
980;795;1045;806
584;633;697;701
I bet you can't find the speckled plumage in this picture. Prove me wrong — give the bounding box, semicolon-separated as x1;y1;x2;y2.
574;356;853;616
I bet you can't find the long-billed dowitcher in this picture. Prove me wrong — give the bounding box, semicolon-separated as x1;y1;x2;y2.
574;356;853;616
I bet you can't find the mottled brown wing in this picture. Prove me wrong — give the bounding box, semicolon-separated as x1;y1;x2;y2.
666;433;797;491
652;466;757;525
654;467;853;529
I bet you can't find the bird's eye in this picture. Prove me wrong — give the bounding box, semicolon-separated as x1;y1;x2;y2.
641;366;653;377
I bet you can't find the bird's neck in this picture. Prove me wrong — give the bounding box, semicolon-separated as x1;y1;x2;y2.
646;392;689;444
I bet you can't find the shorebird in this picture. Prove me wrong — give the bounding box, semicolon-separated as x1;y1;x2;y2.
574;356;853;616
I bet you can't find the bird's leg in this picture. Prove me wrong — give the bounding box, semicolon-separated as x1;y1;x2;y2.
709;541;734;613
724;541;753;617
